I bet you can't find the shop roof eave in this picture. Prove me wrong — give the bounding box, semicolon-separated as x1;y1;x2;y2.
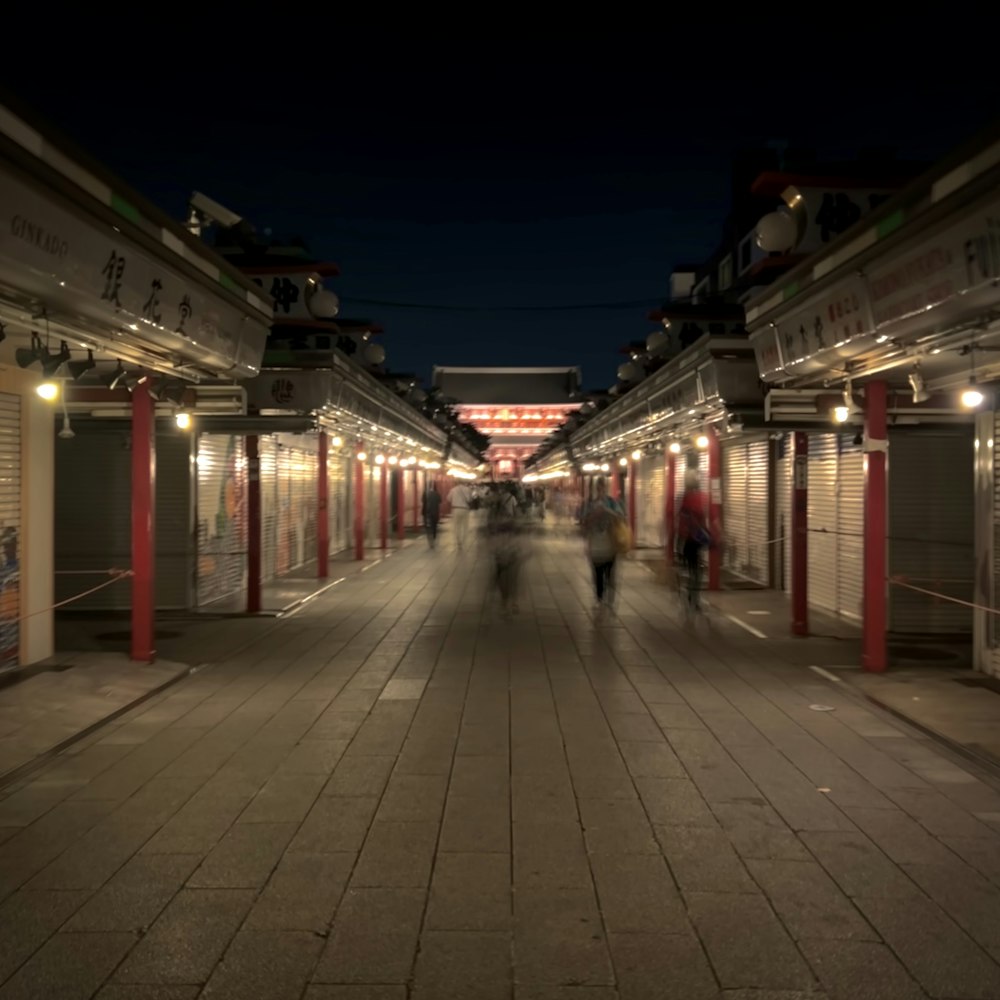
745;120;1000;325
0;97;272;314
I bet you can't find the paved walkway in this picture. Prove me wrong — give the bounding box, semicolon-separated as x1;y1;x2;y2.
1;528;1000;999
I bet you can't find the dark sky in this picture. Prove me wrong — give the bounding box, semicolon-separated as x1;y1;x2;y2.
3;27;996;388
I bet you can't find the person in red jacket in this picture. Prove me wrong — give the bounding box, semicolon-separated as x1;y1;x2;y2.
677;474;711;609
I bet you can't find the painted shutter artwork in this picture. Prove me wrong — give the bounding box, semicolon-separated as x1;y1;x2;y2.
0;394;19;667
196;433;247;607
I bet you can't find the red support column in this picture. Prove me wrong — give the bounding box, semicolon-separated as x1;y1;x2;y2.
354;447;365;561
317;431;329;578
246;435;261;614
708;429;722;591
628;459;637;536
791;431;808;636
863;381;888;672
379;464;388;549
130;382;155;662
396;468;405;541
411;469;419;528
665;450;676;565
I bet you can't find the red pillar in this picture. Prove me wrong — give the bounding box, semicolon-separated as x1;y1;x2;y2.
246;435;261;614
317;431;329;578
863;381;888;671
396;468;405;541
130;382;155;662
791;431;808;636
354;447;365;560
628;459;637;536
411;469;419;528
379;464;388;549
665;451;676;565
708;429;722;590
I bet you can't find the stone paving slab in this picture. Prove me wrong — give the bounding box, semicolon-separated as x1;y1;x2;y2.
0;532;999;996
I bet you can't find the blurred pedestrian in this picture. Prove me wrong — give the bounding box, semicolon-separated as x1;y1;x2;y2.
447;478;473;550
423;484;442;548
580;476;626;613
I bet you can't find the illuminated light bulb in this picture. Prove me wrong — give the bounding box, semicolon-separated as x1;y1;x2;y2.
36;382;58;401
631;450;641;461
375;454;386;464
600;463;610;472
696;434;710;449
619;457;628;466
356;451;367;462
331;435;343;447
833;405;849;423
388;455;398;465
175;411;192;430
962;388;985;408
668;442;681;454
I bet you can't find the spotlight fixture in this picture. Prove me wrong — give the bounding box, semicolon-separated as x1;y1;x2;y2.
68;349;96;381
668;442;681;455
842;380;863;417
695;434;710;449
102;361;127;389
833;405;850;423
174;411;192;430
331;436;343;448
356;451;367;462
36;381;58;401
961;386;984;409
15;332;44;370
908;366;930;404
41;341;71;378
631;450;641;461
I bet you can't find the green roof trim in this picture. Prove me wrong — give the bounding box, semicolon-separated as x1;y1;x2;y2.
782;281;800;302
218;271;241;294
110;193;141;225
876;209;905;240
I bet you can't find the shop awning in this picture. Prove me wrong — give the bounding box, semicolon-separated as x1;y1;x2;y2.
746;122;1000;389
0;101;272;380
536;335;762;469
244;356;480;467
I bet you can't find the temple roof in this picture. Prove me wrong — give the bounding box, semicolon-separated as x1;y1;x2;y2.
432;366;581;405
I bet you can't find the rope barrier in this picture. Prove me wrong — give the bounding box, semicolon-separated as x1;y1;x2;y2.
888;576;998;616
17;570;134;622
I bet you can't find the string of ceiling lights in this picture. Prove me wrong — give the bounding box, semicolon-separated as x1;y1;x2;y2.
14;312;193;430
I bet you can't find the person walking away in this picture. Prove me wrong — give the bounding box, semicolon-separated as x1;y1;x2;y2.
423;484;442;549
580;476;625;613
447;479;473;550
677;472;711;608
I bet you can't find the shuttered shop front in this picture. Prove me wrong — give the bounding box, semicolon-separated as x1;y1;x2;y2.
808;432;863;621
196;434;247;607
889;428;973;636
261;435;318;582
636;454;665;548
774;437;792;594
328;450;349;556
722;439;769;585
0;395;19;667
56;423;194;612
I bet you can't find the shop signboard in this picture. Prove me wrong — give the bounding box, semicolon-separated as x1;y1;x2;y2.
750;273;875;383
0;165;269;377
867;196;1000;333
245;370;335;413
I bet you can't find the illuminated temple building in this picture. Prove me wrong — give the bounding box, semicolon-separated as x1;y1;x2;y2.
432;366;583;480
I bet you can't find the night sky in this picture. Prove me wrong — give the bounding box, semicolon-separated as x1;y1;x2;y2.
2;28;995;389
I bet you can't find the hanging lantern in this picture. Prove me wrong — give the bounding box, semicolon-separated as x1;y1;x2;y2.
364;342;386;366
646;329;669;355
617;361;642;383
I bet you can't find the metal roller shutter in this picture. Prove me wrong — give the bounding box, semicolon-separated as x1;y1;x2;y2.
328;450;348;556
55;422;193;612
723;439;770;586
774;437;792;593
889;428;974;635
270;438;318;577
836;434;865;621
261;436;279;583
196;433;247;607
0;394;19;668
723;445;748;578
808;433;839;615
747;440;770;585
637;454;665;548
